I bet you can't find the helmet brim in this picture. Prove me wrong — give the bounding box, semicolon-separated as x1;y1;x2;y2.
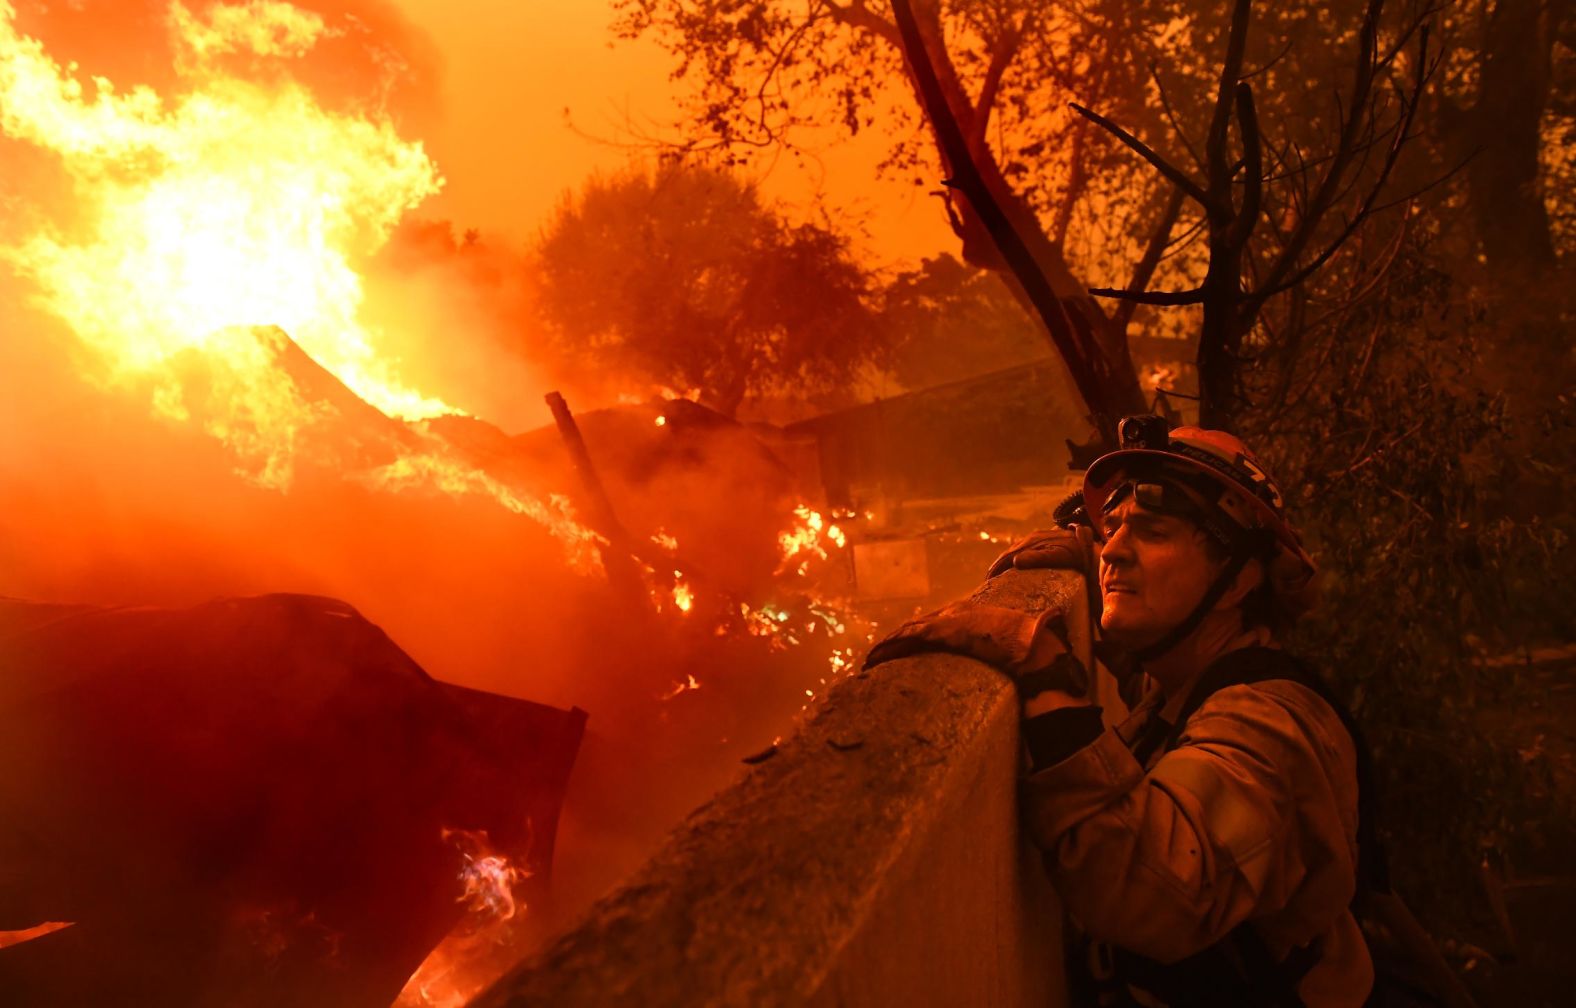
1083;448;1315;577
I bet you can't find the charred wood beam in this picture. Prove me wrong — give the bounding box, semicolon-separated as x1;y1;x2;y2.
544;391;646;601
1068;102;1213;210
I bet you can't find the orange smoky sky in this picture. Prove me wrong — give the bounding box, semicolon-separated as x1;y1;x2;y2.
4;0;955;259
393;0;956;262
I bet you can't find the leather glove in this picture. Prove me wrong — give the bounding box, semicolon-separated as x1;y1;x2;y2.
862;602;1089;697
987;525;1097;579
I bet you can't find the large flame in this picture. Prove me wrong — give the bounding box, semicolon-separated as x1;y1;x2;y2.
0;0;446;485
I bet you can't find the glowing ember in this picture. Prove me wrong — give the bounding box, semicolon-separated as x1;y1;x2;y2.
777;504;846;576
1142;363;1179;392
399;829;533;1008
671;572;695;613
0;921;73;949
659;673;701;700
444;827;529;921
459;854;523;920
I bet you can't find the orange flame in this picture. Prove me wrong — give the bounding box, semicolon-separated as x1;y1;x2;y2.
397;828;532;1007
0;1;614;567
777;504;846;576
0;0;450;486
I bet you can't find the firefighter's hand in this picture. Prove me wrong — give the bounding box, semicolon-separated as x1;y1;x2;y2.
987;526;1097;579
862;605;1090;698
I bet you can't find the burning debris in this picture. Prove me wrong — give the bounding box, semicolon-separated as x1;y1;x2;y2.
0;3;931;1004
0;593;585;1007
0;0;448;474
450;830;531;922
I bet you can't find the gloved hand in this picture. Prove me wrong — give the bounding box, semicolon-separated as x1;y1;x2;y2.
862;603;1089;697
987;525;1097;579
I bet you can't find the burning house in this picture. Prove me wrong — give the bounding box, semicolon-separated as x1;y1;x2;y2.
0;2;876;1003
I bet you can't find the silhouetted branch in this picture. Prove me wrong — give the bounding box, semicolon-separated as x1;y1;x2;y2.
973;17;1027;142
1150;61;1205;173
1069;101;1212;208
1252;24;1434;301
1114;186;1188;330
1227;83;1263;248
1090;286;1205;306
1204;0;1254;195
1256;0;1386;293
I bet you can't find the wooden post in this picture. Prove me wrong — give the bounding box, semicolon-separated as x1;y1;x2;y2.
545;391;646;601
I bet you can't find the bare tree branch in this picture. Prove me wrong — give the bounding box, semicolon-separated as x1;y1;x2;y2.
1251;25;1434;301
1204;0;1255;202
1069;101;1213;208
1226;83;1263;248
1256;0;1387;293
1091;285;1206;305
972;15;1028;144
1114;185;1188;330
1150;61;1205;173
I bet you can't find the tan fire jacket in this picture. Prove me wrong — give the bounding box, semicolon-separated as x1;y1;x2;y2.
1021;663;1375;1007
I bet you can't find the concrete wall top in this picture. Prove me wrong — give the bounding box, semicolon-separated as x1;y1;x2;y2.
475;568;1088;1008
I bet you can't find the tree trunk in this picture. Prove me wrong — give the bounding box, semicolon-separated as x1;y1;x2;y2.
1463;0;1567;279
1435;0;1573;422
879;1;1147;446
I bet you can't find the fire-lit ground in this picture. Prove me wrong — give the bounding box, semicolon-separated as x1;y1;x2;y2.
0;2;893;1003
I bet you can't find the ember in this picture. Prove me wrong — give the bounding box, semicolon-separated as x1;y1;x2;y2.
446;830;530;922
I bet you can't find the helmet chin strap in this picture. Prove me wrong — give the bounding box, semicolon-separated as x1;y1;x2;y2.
1130;541;1260;664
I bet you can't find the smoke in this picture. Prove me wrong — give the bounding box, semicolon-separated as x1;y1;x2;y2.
0;3;862;989
5;0;441;127
358;220;559;435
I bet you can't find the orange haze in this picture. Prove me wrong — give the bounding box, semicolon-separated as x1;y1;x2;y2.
393;0;954;261
0;2;891;999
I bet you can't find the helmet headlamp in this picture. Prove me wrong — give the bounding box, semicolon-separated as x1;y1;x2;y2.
1118;414;1172;451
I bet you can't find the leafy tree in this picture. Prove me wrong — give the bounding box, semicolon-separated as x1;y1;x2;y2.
1268;219;1576;947
532;163;885;418
613;0;1169;434
614;0;1439;436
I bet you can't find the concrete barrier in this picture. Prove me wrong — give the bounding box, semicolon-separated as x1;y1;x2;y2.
475;568;1093;1008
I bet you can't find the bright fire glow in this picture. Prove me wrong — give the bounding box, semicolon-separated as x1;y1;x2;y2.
671;572;694;612
0;0;608;568
777;504;846;576
399;828;532;1008
458;853;524;920
659;672;701;700
366;456;605;572
0;0;447;484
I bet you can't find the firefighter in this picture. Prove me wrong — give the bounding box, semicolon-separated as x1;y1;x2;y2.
1002;416;1375;1006
868;415;1375;1006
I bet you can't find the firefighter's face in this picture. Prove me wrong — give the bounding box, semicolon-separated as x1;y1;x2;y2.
1097;496;1222;648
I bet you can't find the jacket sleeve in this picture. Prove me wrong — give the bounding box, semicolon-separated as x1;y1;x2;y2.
1020;681;1360;964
